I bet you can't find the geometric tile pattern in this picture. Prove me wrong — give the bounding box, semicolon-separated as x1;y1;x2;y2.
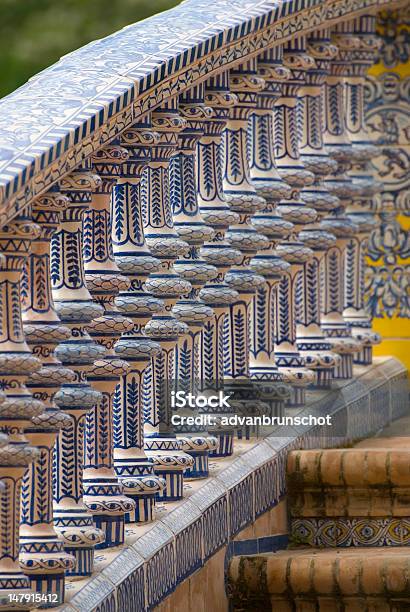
228;475;255;537
101;548;145;612
189;480;229;560
291;517;410;547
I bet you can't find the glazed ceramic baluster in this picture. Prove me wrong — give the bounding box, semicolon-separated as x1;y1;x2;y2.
20;190;75;605
295;232;340;388
336;16;382;364
248;45;293;415
197;71;241;457
272;38;317;404
299;31;339;186
141;100;194;501
222;59;270;422
293;30;342;388
170;85;219;477
0;213;44;608
320;31;364;379
81;143;136;547
51;166;105;577
112;118;165;523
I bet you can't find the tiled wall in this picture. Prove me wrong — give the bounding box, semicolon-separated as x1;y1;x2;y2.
365;8;410;370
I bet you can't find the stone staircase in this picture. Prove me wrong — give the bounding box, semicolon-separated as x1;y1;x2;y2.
228;444;410;611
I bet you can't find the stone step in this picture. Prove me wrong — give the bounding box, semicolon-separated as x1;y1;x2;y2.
228;547;410;611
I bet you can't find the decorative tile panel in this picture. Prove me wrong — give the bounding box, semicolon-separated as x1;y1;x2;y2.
189;480;229;560
216;458;255;536
160;500;203;583
132;523;176;609
101;548;145;612
365;8;410;370
241;442;279;517
291;517;410;547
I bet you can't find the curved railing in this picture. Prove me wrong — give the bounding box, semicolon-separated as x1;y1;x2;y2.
0;0;406;609
0;0;400;221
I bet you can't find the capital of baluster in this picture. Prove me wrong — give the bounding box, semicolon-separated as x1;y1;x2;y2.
19;189;76;603
111;117;165;522
51;164;106;577
0;212;45;605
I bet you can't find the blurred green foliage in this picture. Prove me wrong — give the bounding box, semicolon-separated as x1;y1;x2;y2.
0;0;179;98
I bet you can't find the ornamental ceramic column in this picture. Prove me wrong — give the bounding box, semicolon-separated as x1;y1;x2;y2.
141;100;194;501
82;143;136;547
248;45;293;415
170;85;219;478
336;16;382;364
197;72;241;457
320;31;364;379
222;59;270;426
294;30;342;388
0;213;43;608
20;190;75;605
112;118;165;523
51;166;105;577
272;38;317;404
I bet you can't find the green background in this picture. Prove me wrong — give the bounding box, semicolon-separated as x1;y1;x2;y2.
0;0;179;98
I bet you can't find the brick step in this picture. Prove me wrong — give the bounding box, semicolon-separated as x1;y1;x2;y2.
228;547;410;611
287;448;410;548
287;448;410;518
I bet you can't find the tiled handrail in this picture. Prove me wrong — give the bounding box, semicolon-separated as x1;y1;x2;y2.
0;0;401;222
0;0;406;610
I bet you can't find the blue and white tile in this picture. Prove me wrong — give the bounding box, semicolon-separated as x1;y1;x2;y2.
189;479;229;560
101;548;145;612
160;499;203;583
132;523;176;609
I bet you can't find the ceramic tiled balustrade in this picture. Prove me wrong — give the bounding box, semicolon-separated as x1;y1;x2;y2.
0;0;408;610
